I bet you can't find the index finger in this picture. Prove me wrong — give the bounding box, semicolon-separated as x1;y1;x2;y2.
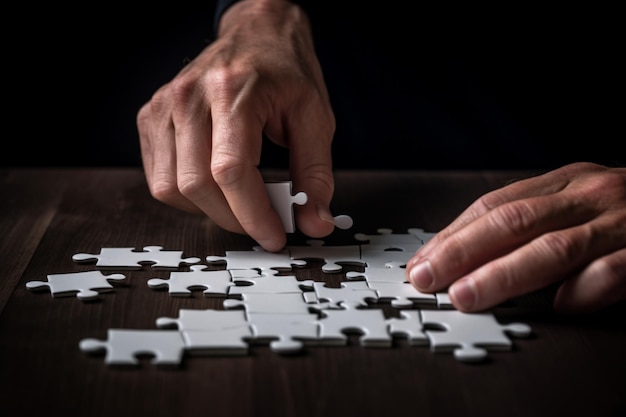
210;107;286;252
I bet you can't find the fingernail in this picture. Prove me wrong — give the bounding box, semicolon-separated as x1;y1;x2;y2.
450;279;476;310
317;204;335;225
408;260;434;290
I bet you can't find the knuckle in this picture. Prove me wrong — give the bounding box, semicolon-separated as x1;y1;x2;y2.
534;231;580;268
210;155;248;188
177;170;210;201
488;200;537;237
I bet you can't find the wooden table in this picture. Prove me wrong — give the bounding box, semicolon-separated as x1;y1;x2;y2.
1;168;624;417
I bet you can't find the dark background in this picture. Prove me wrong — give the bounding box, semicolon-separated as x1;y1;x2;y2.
6;2;622;170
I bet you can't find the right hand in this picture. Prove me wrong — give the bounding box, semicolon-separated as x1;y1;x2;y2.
137;0;337;252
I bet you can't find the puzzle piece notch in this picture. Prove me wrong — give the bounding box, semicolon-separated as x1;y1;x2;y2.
421;310;532;362
26;270;126;301
72;246;201;269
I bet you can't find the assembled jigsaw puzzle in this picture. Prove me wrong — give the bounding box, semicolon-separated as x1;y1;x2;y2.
27;181;534;366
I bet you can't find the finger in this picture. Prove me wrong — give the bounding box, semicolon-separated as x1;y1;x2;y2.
446;218;626;312
210;102;286;252
553;246;626;315
288;111;336;239
170;82;243;233
407;192;596;293
137;87;201;214
412;164;606;262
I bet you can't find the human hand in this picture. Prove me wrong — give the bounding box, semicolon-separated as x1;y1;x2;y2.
406;162;626;314
136;0;336;252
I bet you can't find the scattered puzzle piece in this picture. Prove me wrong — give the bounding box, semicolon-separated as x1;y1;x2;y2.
72;246;201;269
25;270;126;301
421;309;532;362
79;329;186;366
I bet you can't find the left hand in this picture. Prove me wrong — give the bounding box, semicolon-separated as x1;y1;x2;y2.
406;162;626;314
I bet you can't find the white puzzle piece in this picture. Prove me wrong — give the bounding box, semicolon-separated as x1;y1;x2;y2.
421;309;532;362
72;246;201;269
265;181;308;233
79;329;186;366
26;270;126;301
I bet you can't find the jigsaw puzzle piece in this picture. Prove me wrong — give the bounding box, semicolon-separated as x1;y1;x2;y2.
421;310;532;362
147;265;237;297
223;292;313;314
26;270;126;301
316;304;392;347
72;246;201;269
246;312;319;354
265;181;308;233
206;246;307;275
230;274;314;295
156;309;252;355
79;329;186;366
387;310;429;346
288;240;364;273
312;281;378;309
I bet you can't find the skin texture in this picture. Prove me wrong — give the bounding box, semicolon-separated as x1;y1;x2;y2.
137;0;626;314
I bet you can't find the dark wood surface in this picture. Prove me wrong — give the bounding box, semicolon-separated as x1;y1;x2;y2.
1;168;625;417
